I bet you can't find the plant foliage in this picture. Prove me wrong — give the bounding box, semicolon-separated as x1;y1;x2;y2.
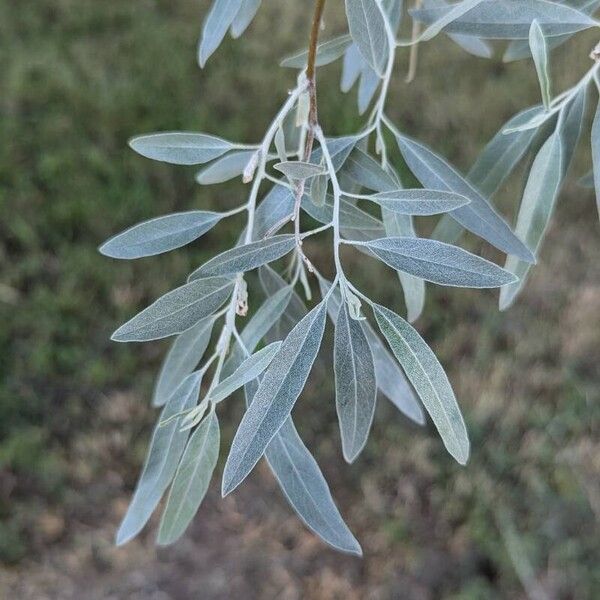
101;0;600;554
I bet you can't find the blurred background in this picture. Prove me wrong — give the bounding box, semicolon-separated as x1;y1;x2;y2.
1;0;599;598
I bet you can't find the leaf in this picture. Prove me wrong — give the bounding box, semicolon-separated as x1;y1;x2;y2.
274;161;327;180
373;304;469;464
500;130;563;309
196;150;256;184
264;415;363;555
99;211;223;260
153;316;216;407
157;411;220;545
341;43;365;92
433;105;545;244
342;148;399;192
129;132;233;165
189;235;296;279
469;106;545;196
500;131;563;310
310;174;329;207
345;0;389;76
222;302;327;496
559;83;588;179
310;135;363;172
280;35;353;69
210;342;281;403
503;0;600;61
259;265;308;339
230;0;261;38
417;0;487;42
411;0;598;39
382;209;426;323
251;184;295;240
198;0;243;67
301;195;384;232
394;132;535;263
364;189;471;215
529;20;551;109
115;371;202;545
112;277;233;342
318;276;425;425
360;237;517;288
334;301;377;463
223;286;293;377
357;67;381;114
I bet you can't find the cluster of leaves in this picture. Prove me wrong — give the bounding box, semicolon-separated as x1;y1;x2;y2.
101;0;600;555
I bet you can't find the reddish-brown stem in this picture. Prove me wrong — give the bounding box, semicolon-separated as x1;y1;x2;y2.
293;0;326;271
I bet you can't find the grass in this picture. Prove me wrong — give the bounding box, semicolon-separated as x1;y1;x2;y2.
1;0;599;597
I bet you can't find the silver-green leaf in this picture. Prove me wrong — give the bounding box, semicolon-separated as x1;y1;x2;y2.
222;302;327;496
373;304;469;464
334;301;377;463
500;129;563;309
129;132;233;165
112;277;233;342
157;410;220;545
345;0;389;77
359;237;518;288
529;20;552;109
99;212;223;259
199;0;243;67
189;235;296;279
210;342;282;404
116;371;202;545
196;150;256;185
153;316;216;407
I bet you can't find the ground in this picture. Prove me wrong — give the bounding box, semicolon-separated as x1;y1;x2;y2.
1;1;599;598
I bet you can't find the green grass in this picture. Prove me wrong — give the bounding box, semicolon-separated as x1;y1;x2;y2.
1;0;599;597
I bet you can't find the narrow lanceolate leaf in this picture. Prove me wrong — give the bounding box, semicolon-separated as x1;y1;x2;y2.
157;411;220;545
382;209;426;323
198;0;243;67
153;316;216;407
264;417;362;555
395;133;535;263
230;0;261;38
469;106;545;197
433;105;544;245
196;150;256;185
116;372;202;545
222;302;327;496
223;286;293;377
301;195;384;232
529;21;551;109
503;0;600;61
243;381;362;556
411;0;598;39
280;35;353;69
500;130;563;310
345;0;389;76
112;277;233;342
560;83;588;179
360;237;517;288
99;212;223;259
343;148;398;192
210;342;281;404
129;133;233;165
334;302;377;463
373;304;469;464
364;189;470;216
274;161;326;180
591;99;600;219
189;235;296;279
418;0;486;42
318;276;425;425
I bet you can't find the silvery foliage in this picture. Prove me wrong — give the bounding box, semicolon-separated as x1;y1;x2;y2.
101;0;600;554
